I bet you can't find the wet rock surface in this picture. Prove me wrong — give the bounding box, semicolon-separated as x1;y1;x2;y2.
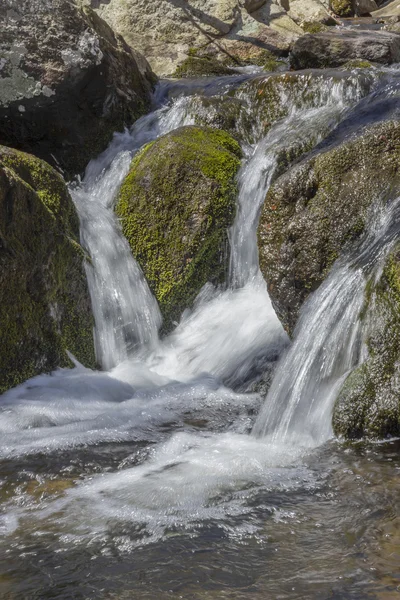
333;244;400;439
258;120;400;335
0;145;96;393
0;0;156;177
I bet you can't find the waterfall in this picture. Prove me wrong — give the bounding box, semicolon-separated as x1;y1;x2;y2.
0;70;385;460
2;69;400;558
70;71;374;372
70;98;198;369
253;198;400;445
229;73;374;288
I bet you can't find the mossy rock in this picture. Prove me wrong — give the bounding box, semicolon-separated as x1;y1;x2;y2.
258;121;400;335
330;0;354;17
116;126;242;332
172;56;235;78
0;146;96;393
302;22;329;34
333;245;400;439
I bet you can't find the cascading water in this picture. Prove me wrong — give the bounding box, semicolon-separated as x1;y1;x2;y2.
1;67;398;571
253;198;400;444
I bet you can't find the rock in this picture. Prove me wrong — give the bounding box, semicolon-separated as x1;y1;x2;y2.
290;30;400;69
115;126;242;332
269;13;305;39
288;0;336;24
89;0;294;76
354;0;378;15
0;146;96;394
172;55;236;78
333;245;400;439
201;14;292;67
258;121;400;335
0;0;155;177
92;0;240;76
239;0;267;11
372;0;400;18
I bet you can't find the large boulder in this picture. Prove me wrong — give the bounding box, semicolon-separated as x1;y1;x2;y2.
90;0;240;76
115;126;242;332
87;0;294;76
290;30;400;69
0;0;155;177
0;146;96;393
258;121;400;335
333;245;400;439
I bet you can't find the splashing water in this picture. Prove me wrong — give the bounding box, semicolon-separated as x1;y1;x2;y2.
0;70;395;552
253;198;400;444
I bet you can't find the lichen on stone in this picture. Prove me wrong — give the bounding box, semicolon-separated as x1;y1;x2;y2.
115;126;242;332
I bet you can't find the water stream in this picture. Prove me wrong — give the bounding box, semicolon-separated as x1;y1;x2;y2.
1;69;400;599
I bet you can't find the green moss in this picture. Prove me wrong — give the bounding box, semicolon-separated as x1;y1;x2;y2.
116;126;241;332
302;22;329;34
0;146;96;393
331;0;354;17
333;245;400;439
342;60;373;70
172;56;234;78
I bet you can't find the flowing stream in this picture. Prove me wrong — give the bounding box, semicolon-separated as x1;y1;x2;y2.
1;69;400;599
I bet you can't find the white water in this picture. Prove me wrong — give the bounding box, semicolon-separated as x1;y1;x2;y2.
0;71;392;544
254;198;400;443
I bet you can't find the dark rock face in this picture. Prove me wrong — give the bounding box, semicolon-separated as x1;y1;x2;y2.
290;31;400;69
116;126;242;333
0;145;96;393
0;0;156;177
258;121;400;336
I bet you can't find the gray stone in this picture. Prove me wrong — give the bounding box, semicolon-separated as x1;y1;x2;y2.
354;0;378;15
290;30;400;69
0;0;156;176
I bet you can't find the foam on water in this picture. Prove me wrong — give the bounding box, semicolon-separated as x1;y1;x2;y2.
0;70;390;547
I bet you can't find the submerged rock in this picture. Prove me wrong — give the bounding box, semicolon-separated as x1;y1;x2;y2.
333;245;400;439
0;146;96;393
0;0;155;177
115;126;242;332
258;121;400;335
290;31;400;69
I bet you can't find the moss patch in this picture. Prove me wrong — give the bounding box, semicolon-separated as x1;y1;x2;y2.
302;22;329;34
172;56;234;78
331;0;354;17
342;59;373;69
116;126;241;332
0;146;95;393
